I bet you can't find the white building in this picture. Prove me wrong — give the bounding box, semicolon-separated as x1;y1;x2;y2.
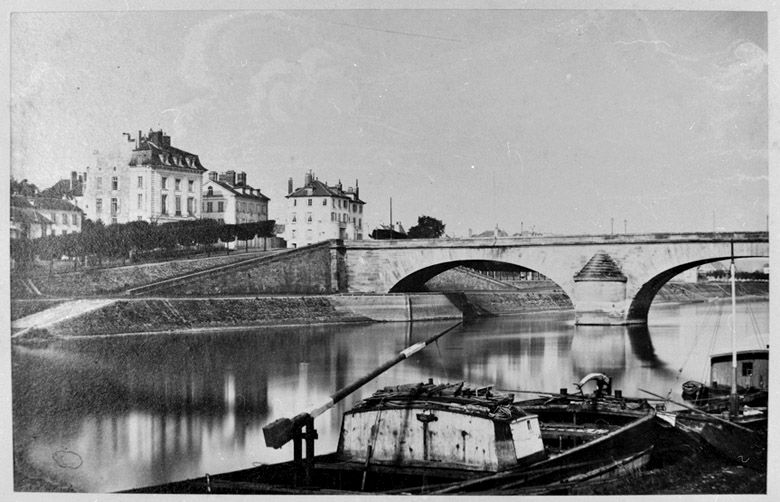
11;196;83;239
285;172;365;248
82;129;206;224
202;170;270;225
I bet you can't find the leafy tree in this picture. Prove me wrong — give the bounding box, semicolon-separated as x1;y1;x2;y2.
219;224;237;254
191;219;220;255
81;219;107;265
236;223;256;252
124;220;152;260
407;215;446;239
35;234;61;275
10;177;39;196
10;238;35;271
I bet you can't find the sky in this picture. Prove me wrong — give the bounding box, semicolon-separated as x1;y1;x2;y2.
10;8;769;237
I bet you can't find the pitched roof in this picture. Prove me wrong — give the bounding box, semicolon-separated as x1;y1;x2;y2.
205;180;270;201
40;178;84;198
26;197;83;212
129;141;206;171
287;179;364;204
573;252;627;282
11;206;54;225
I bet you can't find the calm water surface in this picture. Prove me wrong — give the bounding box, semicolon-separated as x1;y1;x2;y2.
12;299;768;492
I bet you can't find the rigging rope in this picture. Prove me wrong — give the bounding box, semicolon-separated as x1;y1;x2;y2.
745;301;767;348
434;338;449;381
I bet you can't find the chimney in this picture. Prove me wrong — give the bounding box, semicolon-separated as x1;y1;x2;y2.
219;170;236;186
236;171;247;186
208;171;218;182
304;171;313;186
137;130;142;149
71;171;78;189
355;179;359;199
288;177;293;194
163;134;171;148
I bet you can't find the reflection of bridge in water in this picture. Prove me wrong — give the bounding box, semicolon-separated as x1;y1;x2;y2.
339;232;767;325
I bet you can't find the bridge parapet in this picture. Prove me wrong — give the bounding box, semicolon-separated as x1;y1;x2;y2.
341;232;768;250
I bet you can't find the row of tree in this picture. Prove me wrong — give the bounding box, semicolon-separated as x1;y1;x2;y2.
700;269;768;281
369;215;446;240
11;219;277;272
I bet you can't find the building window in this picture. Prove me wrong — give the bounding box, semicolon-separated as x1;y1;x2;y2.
217;201;224;212
291;214;297;223
291;229;296;238
96;177;103;189
187;197;194;215
161;177;168;190
175;196;182;216
72;213;78;225
188;180;194;192
294;199;297;206
112;176;118;190
175;179;181;191
137;176;143;189
742;362;754;377
137;193;143;209
161;194;168;214
110;198;118;215
306;213;312;223
359;205;363;213
331;212;335;221
206;202;213;213
307;199;312;206
207;186;213;196
96;198;103;214
322;199;327;206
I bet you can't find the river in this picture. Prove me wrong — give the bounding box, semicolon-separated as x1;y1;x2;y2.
12;298;768;492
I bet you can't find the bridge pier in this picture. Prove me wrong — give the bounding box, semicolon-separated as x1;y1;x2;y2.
572;252;640;325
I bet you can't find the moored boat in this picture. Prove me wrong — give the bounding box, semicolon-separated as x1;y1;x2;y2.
681;349;768;412
651;246;768;470
124;377;657;494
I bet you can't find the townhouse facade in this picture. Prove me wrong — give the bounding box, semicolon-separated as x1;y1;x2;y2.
285;171;365;248
82;130;206;224
201;170;270;225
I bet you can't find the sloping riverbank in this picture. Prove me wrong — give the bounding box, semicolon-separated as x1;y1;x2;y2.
10;282;767;341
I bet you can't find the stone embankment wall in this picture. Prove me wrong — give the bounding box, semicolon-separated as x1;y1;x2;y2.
150;242;336;295
11;251;273;298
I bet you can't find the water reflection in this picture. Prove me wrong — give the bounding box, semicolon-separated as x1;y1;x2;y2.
12;300;768;492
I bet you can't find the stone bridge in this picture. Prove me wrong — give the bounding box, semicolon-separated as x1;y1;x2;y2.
334;232;768;325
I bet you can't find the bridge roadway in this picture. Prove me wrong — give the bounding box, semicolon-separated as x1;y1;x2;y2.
337;232;768;325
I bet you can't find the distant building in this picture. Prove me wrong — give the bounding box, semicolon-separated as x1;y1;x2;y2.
82;129;206;224
40;171;86;209
10;196;82;239
285;171;365;248
202;170;270;225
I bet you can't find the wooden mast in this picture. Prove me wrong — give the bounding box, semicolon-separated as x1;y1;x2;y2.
729;240;739;417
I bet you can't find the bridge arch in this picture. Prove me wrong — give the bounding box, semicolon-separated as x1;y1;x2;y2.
387;259;570;296
340;233;768;325
625;255;767;323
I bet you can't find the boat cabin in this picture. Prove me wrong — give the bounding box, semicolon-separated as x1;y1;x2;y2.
338;381;545;472
709;349;768;391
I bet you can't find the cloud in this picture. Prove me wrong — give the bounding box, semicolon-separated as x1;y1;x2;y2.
247;46;360;129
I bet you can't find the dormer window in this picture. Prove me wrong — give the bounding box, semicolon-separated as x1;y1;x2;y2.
207;186;213;196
